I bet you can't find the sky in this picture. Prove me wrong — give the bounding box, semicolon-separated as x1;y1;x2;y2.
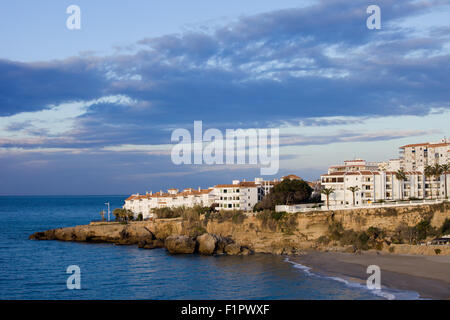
0;0;449;195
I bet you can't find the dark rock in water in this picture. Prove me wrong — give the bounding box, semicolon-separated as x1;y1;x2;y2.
138;239;165;249
216;236;234;254
240;246;254;256
29;230;56;240
224;243;242;255
165;235;196;254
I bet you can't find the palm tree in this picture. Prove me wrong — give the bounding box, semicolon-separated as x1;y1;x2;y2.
432;164;443;199
424;165;434;199
441;163;450;199
321;187;334;210
395;169;407;200
347;186;360;206
425;164;442;199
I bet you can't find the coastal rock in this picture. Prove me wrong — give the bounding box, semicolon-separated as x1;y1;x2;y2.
197;233;218;255
138;239;165;249
29;230;56;240
216;236;233;254
240;247;254;256
224;243;241;255
165;235;196;254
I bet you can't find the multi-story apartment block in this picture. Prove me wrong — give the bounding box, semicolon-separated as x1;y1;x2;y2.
399;138;450;171
321;156;450;206
214;181;261;211
124;176;297;216
124;187;216;219
214;176;287;211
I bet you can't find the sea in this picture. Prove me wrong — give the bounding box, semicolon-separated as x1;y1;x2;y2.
0;196;420;300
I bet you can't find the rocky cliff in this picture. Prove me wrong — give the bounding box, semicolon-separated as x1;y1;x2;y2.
30;202;450;256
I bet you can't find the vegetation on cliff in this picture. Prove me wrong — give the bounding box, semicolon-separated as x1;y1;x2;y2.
317;216;450;251
254;179;313;211
153;205;211;220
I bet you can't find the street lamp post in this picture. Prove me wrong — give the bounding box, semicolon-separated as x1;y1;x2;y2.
104;202;110;222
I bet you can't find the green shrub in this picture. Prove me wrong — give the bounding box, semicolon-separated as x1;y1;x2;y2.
375;242;383;251
415;219;437;240
317;235;330;245
440;218;450;235
328;221;344;241
153;207;180;219
388;246;395;253
256;210;296;232
434;248;441;255
208;210;246;224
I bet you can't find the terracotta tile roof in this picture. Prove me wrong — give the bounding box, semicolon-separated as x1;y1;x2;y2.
124;188;213;201
429;143;450;148
399;143;429;149
215;181;258;188
400;142;449;148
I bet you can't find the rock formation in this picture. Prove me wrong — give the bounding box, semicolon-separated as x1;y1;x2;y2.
29;202;450;256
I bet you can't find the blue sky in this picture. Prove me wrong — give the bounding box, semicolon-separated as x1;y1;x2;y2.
0;0;449;195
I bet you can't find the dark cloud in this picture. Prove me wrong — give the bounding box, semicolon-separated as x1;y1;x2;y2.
0;0;449;193
0;58;108;116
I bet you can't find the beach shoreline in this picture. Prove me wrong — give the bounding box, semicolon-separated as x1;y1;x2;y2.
290;251;450;300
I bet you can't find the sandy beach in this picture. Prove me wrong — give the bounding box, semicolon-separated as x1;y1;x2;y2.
292;251;450;300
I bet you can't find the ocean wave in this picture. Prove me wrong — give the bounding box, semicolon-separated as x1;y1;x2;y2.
284;257;421;300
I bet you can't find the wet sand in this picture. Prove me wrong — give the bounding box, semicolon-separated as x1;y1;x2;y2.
292;251;450;300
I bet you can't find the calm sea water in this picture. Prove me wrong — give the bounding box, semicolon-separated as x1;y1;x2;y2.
0;196;417;300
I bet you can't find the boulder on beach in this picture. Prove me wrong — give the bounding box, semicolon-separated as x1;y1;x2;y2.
165;235;196;254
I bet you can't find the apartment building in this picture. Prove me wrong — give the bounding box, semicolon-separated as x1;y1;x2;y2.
215;177;284;211
124;187;216;219
321;158;450;206
124;176;289;216
399;138;450;171
214;181;260;211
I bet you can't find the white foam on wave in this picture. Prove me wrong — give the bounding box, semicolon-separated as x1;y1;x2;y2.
284;257;421;300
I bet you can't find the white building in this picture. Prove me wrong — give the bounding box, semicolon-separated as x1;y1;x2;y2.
321;159;450;206
124;176;287;216
124;187;216;219
399;138;450;171
214;177;282;211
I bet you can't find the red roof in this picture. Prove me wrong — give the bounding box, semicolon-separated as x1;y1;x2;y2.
399;143;429;149
215;181;257;188
400;142;450;149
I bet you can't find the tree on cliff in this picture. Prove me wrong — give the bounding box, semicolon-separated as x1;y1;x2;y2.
113;208;134;222
321;187;334;210
254;179;313;211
